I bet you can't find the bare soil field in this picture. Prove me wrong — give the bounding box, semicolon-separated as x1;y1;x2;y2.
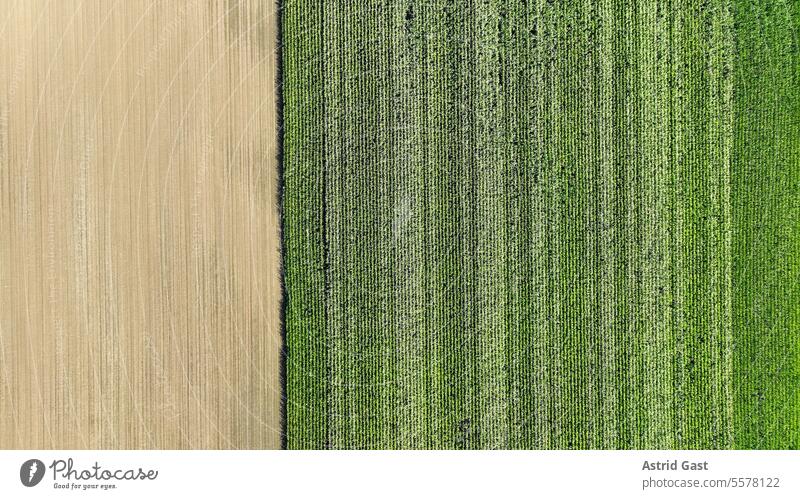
0;0;281;449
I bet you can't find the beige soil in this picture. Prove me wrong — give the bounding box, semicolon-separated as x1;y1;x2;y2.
0;0;281;448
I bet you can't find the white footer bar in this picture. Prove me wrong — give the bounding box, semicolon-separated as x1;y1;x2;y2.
1;450;797;498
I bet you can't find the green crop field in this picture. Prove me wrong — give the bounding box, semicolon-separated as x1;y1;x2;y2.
282;0;799;449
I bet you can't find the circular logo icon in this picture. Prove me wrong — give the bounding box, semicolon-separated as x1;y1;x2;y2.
20;459;45;487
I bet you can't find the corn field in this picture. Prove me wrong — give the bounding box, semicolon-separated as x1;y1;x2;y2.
282;0;799;449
